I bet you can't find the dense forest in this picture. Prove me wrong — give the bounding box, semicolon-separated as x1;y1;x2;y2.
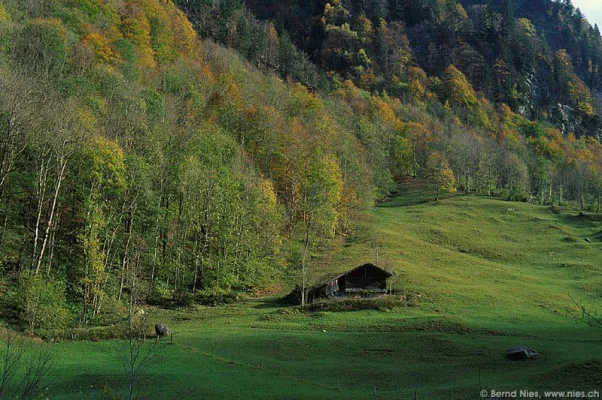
0;0;601;338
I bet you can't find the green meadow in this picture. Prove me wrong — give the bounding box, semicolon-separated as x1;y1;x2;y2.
43;184;602;399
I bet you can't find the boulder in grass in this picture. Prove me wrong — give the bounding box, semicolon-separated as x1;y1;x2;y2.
507;347;538;361
155;323;169;338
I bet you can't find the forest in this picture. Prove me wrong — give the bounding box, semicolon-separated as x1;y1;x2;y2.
0;0;600;340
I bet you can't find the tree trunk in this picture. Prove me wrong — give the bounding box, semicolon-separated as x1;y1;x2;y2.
301;222;311;307
31;159;49;271
119;212;135;302
35;156;67;275
46;212;59;276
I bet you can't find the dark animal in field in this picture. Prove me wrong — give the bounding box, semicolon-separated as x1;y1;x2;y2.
155;323;169;338
507;347;538;361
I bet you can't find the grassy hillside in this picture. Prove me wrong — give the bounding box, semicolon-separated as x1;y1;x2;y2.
41;183;602;399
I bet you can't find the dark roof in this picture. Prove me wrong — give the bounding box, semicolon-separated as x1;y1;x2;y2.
325;263;393;283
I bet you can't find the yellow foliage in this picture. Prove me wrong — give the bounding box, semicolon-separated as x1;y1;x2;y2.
82;31;119;63
314;114;338;137
164;2;198;59
289;83;324;115
259;179;278;211
87;135;127;190
0;4;10;23
290;117;308;139
119;2;156;68
267;23;279;46
427;151;455;194
517;18;537;37
201;64;215;82
557;50;595;117
357;15;373;39
333;79;360;100
443;64;478;108
372;97;401;129
226;79;242;108
455;3;468;20
575;147;594;162
75;106;99;132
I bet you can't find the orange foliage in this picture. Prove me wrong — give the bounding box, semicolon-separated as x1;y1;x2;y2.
82;31;120;63
267;23;279;46
119;3;156;68
557;50;595;117
497;103;523;147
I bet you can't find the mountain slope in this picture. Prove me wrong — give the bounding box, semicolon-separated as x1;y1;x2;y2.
0;0;383;333
240;0;602;138
0;0;601;339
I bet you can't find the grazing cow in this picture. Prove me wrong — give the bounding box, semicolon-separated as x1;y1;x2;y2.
155;323;169;339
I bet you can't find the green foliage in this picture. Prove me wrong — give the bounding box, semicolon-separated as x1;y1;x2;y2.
0;0;601;342
149;15;176;64
425;151;455;199
90;296;127;326
14;271;71;338
12;18;68;76
0;7;12;64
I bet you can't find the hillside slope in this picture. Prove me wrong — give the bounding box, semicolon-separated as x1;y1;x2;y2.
43;184;602;399
176;0;602;228
0;0;601;344
243;0;602;138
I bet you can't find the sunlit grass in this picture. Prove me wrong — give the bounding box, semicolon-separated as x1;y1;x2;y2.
45;182;602;399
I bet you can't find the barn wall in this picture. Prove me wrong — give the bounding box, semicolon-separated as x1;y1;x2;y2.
344;266;388;290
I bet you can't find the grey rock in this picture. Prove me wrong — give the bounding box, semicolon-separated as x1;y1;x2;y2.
507;346;538;361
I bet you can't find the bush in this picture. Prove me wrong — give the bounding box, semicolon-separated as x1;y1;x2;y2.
194;288;239;306
90;295;127;326
303;296;410;313
146;280;173;306
15;271;72;338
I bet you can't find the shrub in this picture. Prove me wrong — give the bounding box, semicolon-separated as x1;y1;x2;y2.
146;280;173;306
90;295;127;326
194;288;239;306
304;296;410;312
16;271;72;338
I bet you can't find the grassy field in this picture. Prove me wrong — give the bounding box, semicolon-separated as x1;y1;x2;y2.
43;183;602;398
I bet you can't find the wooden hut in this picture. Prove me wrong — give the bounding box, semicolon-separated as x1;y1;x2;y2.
285;263;394;304
321;263;392;298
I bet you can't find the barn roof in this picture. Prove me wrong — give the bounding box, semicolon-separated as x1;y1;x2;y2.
324;263;393;283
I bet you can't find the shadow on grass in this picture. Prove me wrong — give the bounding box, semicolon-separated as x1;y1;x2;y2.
378;186;456;208
251;297;289;310
560;212;602;228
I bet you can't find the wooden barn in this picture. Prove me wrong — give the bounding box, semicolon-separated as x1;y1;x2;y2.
285;263;394;304
321;263;392;298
